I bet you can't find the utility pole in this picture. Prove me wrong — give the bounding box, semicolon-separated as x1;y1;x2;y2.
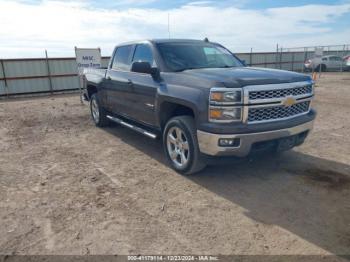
275;44;279;69
45;50;53;94
249;47;253;66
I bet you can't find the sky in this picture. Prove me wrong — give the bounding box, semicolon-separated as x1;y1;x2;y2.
0;0;349;58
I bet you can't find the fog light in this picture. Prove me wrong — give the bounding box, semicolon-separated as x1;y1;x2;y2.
218;138;240;147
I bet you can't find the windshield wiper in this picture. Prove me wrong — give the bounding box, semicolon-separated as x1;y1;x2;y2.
216;65;236;68
174;66;209;72
174;67;196;72
174;65;235;72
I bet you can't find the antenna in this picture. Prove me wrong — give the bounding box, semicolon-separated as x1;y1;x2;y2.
168;13;170;39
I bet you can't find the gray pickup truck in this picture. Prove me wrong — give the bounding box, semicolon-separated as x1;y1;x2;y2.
83;39;316;174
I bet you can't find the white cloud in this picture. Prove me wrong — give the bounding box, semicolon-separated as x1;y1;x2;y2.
0;0;349;58
97;0;158;7
186;1;214;6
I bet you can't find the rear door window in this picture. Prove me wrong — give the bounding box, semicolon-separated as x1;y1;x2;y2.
112;45;133;71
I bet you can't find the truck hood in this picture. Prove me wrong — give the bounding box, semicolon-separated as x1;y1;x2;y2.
182;67;311;87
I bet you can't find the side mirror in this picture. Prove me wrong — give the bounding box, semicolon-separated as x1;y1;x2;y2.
131;61;160;79
241;60;247;66
131;61;152;74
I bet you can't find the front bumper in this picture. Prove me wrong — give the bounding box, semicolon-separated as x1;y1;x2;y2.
197;120;314;156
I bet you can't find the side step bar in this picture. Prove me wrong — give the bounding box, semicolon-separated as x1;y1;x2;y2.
106;115;157;139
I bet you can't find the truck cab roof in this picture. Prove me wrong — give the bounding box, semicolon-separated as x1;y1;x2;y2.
115;38;213;47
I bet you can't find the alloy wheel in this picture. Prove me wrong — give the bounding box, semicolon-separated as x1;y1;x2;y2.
166;126;190;168
91;98;100;123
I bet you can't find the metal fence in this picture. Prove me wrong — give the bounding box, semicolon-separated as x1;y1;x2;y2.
1;44;349;97
236;44;350;72
0;57;110;96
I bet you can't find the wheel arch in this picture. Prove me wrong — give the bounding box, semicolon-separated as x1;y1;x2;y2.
158;100;197;130
86;84;98;100
316;64;327;71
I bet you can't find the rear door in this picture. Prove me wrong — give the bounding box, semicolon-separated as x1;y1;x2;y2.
122;43;159;126
105;45;134;115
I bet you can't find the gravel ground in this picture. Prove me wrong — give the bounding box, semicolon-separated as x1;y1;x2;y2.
0;73;349;256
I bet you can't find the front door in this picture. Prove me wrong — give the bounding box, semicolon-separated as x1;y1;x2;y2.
126;43;159;126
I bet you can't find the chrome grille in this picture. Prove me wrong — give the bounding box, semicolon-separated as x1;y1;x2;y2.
249;85;312;100
248;101;310;123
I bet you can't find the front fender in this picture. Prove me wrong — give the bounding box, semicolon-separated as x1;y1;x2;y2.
156;83;209;127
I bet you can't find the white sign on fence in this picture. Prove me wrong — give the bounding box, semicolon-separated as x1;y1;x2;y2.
74;47;101;103
75;47;101;74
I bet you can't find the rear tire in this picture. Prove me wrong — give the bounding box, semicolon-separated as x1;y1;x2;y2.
316;64;327;72
90;93;109;127
163;116;206;175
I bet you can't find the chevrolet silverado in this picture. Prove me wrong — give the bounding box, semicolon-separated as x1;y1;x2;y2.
83;39;316;174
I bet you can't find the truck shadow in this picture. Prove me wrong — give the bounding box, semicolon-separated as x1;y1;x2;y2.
191;152;350;255
104;125;350;255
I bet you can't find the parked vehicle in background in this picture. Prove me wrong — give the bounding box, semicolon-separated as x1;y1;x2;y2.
83;39;316;175
343;55;350;71
304;55;345;72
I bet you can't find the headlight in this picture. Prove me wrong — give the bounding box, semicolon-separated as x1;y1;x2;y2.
209;107;242;122
210;88;242;105
209;87;243;122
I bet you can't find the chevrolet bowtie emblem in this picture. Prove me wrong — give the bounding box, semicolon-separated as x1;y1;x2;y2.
282;96;297;107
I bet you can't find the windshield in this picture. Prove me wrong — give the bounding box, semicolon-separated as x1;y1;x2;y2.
156;42;243;72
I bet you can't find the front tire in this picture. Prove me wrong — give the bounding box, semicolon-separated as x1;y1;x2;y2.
163;116;206;175
90;93;109;127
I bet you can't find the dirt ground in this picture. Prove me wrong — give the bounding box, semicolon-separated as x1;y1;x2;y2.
0;73;349;256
